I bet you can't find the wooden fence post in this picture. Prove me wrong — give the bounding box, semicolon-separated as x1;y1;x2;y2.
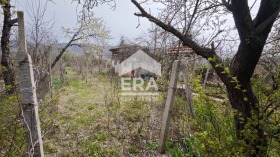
17;11;44;157
158;60;180;153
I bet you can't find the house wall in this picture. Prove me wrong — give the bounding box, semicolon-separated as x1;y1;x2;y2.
121;68;156;78
135;68;154;77
110;45;142;75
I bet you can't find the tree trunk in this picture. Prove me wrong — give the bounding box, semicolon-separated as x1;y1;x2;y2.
228;41;267;156
227;81;267;156
130;1;280;156
226;42;268;156
1;2;16;94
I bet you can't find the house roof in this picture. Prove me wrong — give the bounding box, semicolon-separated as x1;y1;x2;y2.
109;45;142;62
109;45;141;54
168;46;194;55
118;50;161;76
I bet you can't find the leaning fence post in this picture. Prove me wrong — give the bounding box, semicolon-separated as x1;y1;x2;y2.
158;60;180;153
17;11;44;157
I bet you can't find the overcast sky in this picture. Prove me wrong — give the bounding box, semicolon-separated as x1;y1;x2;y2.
14;0;153;46
13;0;262;50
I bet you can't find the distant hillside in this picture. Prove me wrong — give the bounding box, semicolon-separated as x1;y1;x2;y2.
46;43;113;60
0;42;114;61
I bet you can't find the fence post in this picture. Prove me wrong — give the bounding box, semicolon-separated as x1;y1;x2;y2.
158;60;180;153
48;46;53;98
183;65;195;119
17;11;44;157
203;63;210;89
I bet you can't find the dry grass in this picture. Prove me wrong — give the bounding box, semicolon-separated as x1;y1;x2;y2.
43;68;168;157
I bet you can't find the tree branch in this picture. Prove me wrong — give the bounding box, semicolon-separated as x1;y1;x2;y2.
8;18;17;27
186;0;200;33
51;32;78;69
131;0;234;87
254;0;280;30
262;98;280;113
202;4;223;12
267;104;280;118
222;0;232;11
266;37;280;45
254;0;280;34
230;0;254;41
132;0;212;58
229;0;280;82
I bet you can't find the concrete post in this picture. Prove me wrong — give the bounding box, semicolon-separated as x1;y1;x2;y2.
158;60;180;153
17;11;44;157
183;65;195;119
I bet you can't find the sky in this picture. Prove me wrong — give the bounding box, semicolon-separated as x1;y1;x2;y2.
14;0;154;46
13;0;262;50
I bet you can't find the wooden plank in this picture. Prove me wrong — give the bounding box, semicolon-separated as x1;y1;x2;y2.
17;11;44;157
158;60;180;153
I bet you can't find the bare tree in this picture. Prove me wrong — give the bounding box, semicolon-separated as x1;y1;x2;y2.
135;24;177;56
51;9;109;69
74;0;116;9
24;0;55;69
261;18;280;90
131;0;280;156
1;0;18;94
20;0;57;98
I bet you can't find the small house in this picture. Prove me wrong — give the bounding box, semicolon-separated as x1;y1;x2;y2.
109;45;161;78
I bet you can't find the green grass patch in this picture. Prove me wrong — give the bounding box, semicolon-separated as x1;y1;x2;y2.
144;142;157;150
129;145;139;154
88;103;97;110
69;81;87;90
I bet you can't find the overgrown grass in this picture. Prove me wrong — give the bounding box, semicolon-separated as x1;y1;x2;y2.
2;66;278;156
0;94;26;156
43;67;165;156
